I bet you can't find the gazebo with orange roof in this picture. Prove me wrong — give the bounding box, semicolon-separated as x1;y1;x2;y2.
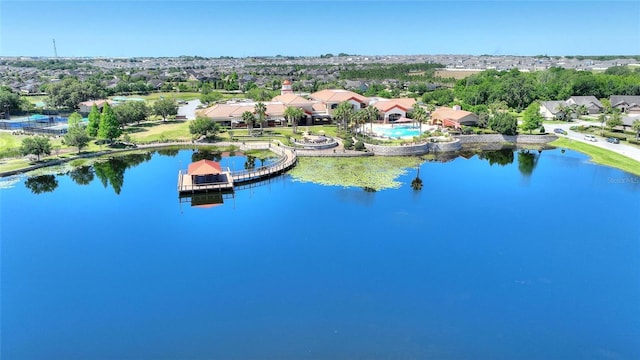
178;159;234;193
188;159;224;184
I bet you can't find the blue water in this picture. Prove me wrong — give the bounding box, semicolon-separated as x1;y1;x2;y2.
375;124;422;138
1;148;639;359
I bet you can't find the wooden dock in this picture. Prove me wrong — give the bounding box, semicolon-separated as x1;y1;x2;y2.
177;143;297;194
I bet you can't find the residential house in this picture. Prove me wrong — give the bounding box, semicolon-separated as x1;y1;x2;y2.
566;96;603;114
610;95;640;115
540;100;568;119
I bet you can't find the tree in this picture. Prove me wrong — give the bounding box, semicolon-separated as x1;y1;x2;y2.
0;88;22;116
98;102;121;143
284;106;304;134
488;112;518;135
153;98;178;121
113;101;148;127
555;103;573;121
606;111;623;130
189;116;220;139
87;104;101;137
200;91;223;105
21;136;51;161
521;102;544;134
241;111;255;131
333;101;355;131
64;119;90;153
598;113;607;136
353;109;367;134
632;119;640;141
411;105;428;134
254;102;267;130
364;105;379;134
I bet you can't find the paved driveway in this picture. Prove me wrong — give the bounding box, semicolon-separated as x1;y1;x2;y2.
177;99;201;120
546;121;640;162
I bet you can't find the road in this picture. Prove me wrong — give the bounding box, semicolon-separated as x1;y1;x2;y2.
546;121;640;162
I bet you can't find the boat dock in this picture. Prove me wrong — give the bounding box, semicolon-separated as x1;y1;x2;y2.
177;143;297;194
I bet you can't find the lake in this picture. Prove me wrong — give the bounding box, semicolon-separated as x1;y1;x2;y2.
1;147;639;359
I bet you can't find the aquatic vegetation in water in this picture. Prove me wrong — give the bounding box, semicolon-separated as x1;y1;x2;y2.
289;157;424;191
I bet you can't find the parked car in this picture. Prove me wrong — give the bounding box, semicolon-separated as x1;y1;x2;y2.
606;137;620;144
554;128;567;135
584;135;597;142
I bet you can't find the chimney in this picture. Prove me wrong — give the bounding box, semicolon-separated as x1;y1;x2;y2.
453;105;462;111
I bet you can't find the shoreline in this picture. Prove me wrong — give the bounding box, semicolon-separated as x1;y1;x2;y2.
2;135;639;178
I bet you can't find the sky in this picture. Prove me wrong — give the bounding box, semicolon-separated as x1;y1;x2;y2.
1;0;639;58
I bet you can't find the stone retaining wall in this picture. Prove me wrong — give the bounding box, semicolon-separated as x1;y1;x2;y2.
455;134;557;144
364;139;461;156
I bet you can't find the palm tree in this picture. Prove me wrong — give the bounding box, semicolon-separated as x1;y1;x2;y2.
632;119;640;141
425;103;436;126
241;111;255;132
333;101;355;132
411;166;423;191
598;113;607;136
576;104;588;119
353;110;367;135
364;105;379;134
254;102;267;130
284;106;304;134
411;105;427;134
556;103;572;121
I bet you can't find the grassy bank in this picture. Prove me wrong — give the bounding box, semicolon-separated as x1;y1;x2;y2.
549;138;640;176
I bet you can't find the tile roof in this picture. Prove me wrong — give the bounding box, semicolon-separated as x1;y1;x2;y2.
431;106;475;121
310;89;368;104
188;160;222;176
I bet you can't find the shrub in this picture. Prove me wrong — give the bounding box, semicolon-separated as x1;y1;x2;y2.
603;132;627;141
343;138;354;149
627;138;640;145
354;141;365;151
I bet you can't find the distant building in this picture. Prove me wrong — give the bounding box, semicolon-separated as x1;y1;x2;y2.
78;99;114;114
280;80;294;96
610;95;640;115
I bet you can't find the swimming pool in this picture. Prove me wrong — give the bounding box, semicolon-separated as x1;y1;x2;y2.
372;124;423;138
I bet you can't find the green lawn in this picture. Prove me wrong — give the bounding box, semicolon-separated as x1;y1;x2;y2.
550;138;640;176
126;120;192;144
138;92;201;101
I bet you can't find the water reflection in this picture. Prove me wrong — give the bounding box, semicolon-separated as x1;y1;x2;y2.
517;150;539;176
68;166;94;186
93;153;152;194
411;166;423;191
477;149;515;166
24;175;58;194
180;191;234;209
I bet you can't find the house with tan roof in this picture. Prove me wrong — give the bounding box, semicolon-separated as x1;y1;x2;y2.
371;98;416;123
78;99;114;114
198;101;289;127
309;89;368;115
430;105;478;128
